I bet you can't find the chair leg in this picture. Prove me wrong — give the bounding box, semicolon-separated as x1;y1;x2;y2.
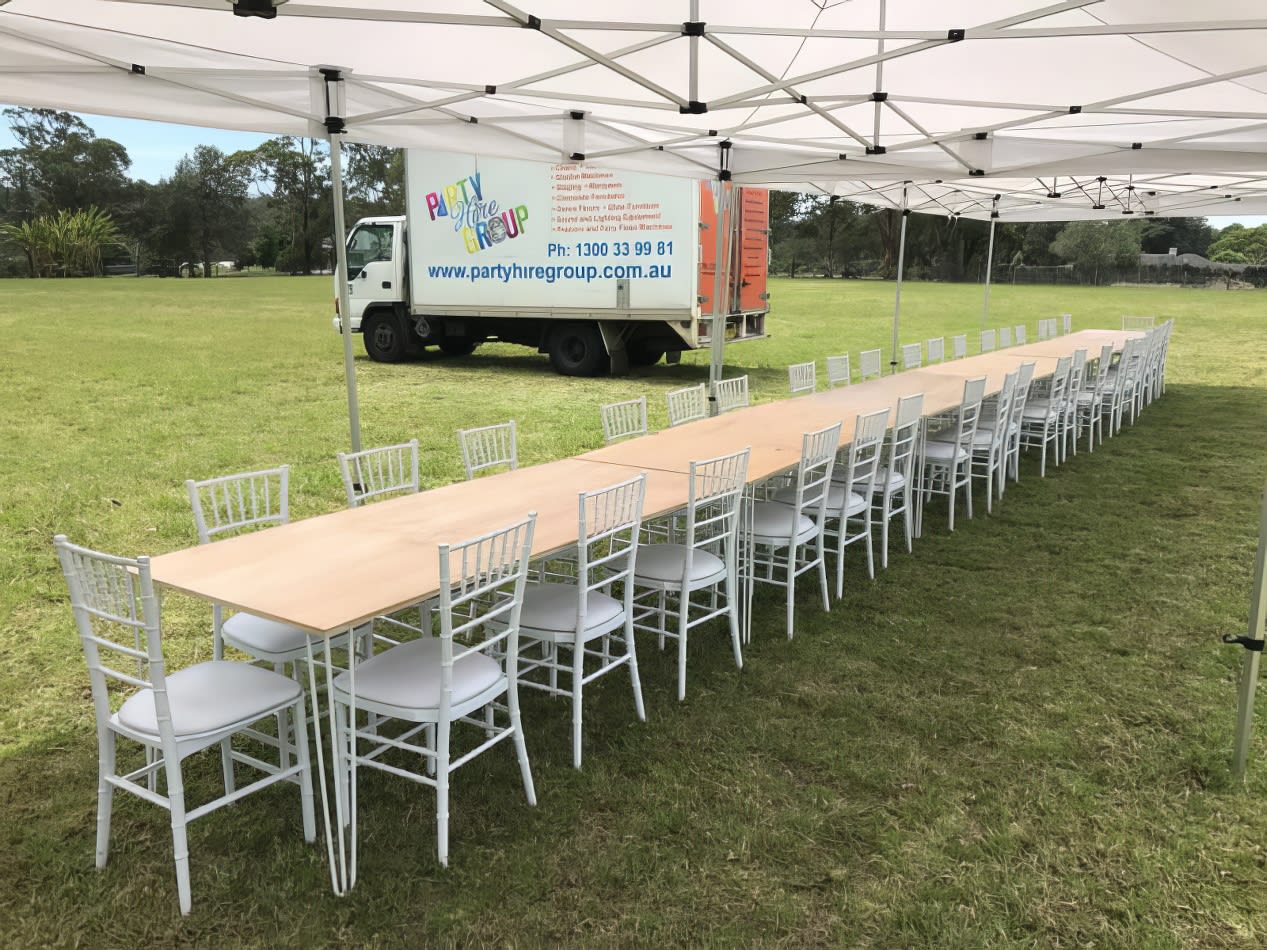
96;732;116;869
291;698;317;844
725;569;743;671
676;590;691;700
166;759;192;915
625;621;646;722
508;686;536;807
219;738;235;795
879;502;890;570
435;720;452;867
571;645;584;770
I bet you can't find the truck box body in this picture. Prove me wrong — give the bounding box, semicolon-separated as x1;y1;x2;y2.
339;148;768;374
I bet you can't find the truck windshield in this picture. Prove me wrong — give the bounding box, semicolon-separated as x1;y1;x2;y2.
345;224;393;279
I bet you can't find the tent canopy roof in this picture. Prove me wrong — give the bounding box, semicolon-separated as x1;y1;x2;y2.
3;0;1267;219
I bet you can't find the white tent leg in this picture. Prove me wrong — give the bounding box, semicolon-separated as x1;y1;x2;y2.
889;199;908;375
1231;482;1267;781
328;133;362;454
982;215;997;327
708;179;733;415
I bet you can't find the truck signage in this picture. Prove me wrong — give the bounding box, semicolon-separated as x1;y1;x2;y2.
406;150;694;310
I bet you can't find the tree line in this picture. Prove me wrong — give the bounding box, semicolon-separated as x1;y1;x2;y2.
0;108;402;278
2;106;1263;281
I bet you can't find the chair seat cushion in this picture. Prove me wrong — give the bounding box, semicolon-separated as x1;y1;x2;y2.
922;440;967;462
750;501;818;545
1023;400;1058;419
633;544;725;587
872;467;906;493
223;611;322;660
772;482;866;516
116;660;302;739
334;637;502;713
519;581;623;638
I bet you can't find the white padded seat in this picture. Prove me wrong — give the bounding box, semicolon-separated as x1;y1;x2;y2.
333;637;501;713
873;467;906;491
116;660;302;738
750;502;818;545
772;482;865;516
1023;398;1058;419
634;543;725;587
519;582;624;638
222;612;319;659
922;440;968;463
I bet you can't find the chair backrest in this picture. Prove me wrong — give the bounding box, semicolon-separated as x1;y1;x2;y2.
984;371;1018;445
1047;356;1073;409
458;420;518;479
786;423;841;527
683;448;751;565
1089;343;1114;394
951;334;968;359
54;536;171;748
787;361;816;395
575;474;646;619
1037;318;1053;340
926;337;945;364
950;376;988;449
888;393;925;483
999;326;1013;348
436;513;537;704
600;396;648;444
980;329;996;353
186;465;289;543
859;348;883;380
1061;313;1072;334
715;375;750;413
838;409;888;499
826;354;851;388
1014;325;1027;345
1122;315;1155;331
900;342;922;370
666;383;708;427
338;439;420;507
1008;363;1037;430
1065;349;1088;408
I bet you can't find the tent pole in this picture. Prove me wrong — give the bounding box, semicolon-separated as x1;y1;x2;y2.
328;133;362;454
1232;482;1267;781
982;212;997;327
889;188;908;375
708;178;733;415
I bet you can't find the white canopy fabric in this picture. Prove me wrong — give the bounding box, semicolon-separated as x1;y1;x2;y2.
2;0;1267;217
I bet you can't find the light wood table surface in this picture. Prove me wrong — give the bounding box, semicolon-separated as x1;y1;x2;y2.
151;458;687;635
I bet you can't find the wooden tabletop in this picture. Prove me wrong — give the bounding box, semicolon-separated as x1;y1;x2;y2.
151;329;1130;635
151;459;687;634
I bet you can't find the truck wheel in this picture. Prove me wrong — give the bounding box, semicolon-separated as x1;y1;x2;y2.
548;323;606;376
439;338;479;357
628;342;666;368
363;311;407;363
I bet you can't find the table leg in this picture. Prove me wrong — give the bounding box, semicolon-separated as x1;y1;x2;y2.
303;633;357;895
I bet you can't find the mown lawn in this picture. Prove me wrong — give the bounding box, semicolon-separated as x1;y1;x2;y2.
1;275;1265;946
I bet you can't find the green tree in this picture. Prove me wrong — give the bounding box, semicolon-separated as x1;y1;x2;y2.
1207;223;1267;266
344;144;404;218
247;137;331;274
1050;221;1141;285
169;145;251;276
1;206;119;277
0;108;131;222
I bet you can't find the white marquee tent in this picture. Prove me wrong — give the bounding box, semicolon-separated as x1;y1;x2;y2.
3;0;1266;771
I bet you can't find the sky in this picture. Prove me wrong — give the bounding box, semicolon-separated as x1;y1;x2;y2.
3;111;1267;230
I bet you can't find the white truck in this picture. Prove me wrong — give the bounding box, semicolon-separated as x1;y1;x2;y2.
335;149;769;375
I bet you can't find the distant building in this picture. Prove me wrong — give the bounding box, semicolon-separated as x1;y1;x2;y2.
1138;251;1246;273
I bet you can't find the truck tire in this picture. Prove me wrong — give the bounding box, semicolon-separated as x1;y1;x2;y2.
548;322;606;376
439;338;479;357
627;341;666;368
363;310;408;363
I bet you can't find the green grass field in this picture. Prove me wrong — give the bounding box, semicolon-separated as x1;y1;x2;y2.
2;276;1266;946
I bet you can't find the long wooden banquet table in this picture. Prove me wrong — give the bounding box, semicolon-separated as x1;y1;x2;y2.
147;326;1139;895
